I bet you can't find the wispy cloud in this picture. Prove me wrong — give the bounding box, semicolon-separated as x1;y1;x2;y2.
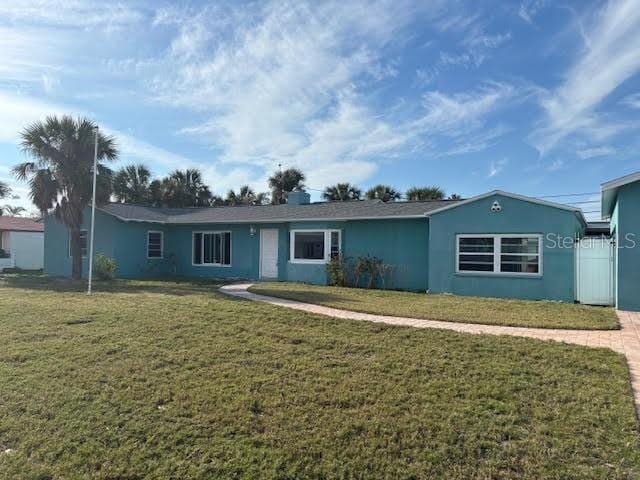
149;0;446;188
530;0;640;153
0;1;145;30
412;82;516;135
488;158;508;178
622;92;640;109
576;146;616;160
518;0;548;24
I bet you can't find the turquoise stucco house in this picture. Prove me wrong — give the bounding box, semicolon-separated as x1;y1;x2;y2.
44;172;640;311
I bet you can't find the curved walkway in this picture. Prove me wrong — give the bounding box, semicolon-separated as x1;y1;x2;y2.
220;283;640;415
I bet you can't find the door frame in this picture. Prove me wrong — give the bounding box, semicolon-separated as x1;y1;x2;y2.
259;228;279;279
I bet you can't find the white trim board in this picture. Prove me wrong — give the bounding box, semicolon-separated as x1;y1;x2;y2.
455;233;543;278
289;229;341;265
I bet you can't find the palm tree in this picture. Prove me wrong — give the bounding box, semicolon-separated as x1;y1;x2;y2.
0;182;9;200
113;164;152;203
365;184;402;201
226;185;267;206
14;115;117;279
448;193;463;200
2;205;26;216
405;186;445;201
209;195;226;207
322;183;362;201
268;168;305;204
161;169;212;207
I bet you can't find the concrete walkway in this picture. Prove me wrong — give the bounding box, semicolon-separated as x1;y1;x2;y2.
220;283;640;416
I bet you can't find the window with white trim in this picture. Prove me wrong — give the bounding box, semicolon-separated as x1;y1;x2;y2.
456;234;541;275
290;230;341;264
147;231;163;259
192;231;231;266
68;230;88;257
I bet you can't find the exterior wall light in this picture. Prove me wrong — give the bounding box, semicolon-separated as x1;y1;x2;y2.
249;225;257;236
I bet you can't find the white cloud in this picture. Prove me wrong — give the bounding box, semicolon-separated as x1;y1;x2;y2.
518;0;548;24
622;92;640;108
531;0;640;153
0;91;71;142
149;0;445;188
0;1;144;30
412;83;515;135
488;158;508;178
576;146;616;160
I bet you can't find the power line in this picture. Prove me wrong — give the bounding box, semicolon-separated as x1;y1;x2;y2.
564;200;600;205
537;192;598;198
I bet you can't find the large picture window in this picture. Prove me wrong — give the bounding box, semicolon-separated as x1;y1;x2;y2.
456;234;541;276
290;230;341;264
147;231;163;259
68;230;88;257
193;231;231;266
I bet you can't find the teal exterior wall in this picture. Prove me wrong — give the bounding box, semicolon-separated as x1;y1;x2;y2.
43;198;585;302
428;194;584;302
44;212;430;290
342;219;429;291
611;183;640;311
44;209;171;278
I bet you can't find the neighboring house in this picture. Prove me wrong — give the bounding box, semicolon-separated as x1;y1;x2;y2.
43;172;640;311
601;172;640;312
0;216;44;271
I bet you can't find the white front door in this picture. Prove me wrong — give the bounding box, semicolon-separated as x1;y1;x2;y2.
576;237;615;306
260;229;279;279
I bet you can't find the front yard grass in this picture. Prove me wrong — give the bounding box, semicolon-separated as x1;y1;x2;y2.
249;282;619;330
0;275;637;479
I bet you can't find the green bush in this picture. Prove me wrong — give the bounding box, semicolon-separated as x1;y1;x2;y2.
94;254;117;280
326;255;349;286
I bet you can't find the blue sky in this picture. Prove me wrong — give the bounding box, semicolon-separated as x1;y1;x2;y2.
1;0;640;219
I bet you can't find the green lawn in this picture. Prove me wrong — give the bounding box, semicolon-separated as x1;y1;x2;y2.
0;276;638;479
249;282;619;330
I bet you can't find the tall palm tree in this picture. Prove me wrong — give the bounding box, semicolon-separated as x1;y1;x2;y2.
162;169;212;207
14;115;117;279
113;164;152;203
365;184;402;201
2;205;26;216
322;183;362;201
268;168;305;204
405;186;445;201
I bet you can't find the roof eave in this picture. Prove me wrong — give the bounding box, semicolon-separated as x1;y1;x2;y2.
425;190;585;222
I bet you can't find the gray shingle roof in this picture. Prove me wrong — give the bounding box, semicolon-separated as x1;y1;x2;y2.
99;199;458;224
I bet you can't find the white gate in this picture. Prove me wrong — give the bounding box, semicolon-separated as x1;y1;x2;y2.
576;237;614;306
